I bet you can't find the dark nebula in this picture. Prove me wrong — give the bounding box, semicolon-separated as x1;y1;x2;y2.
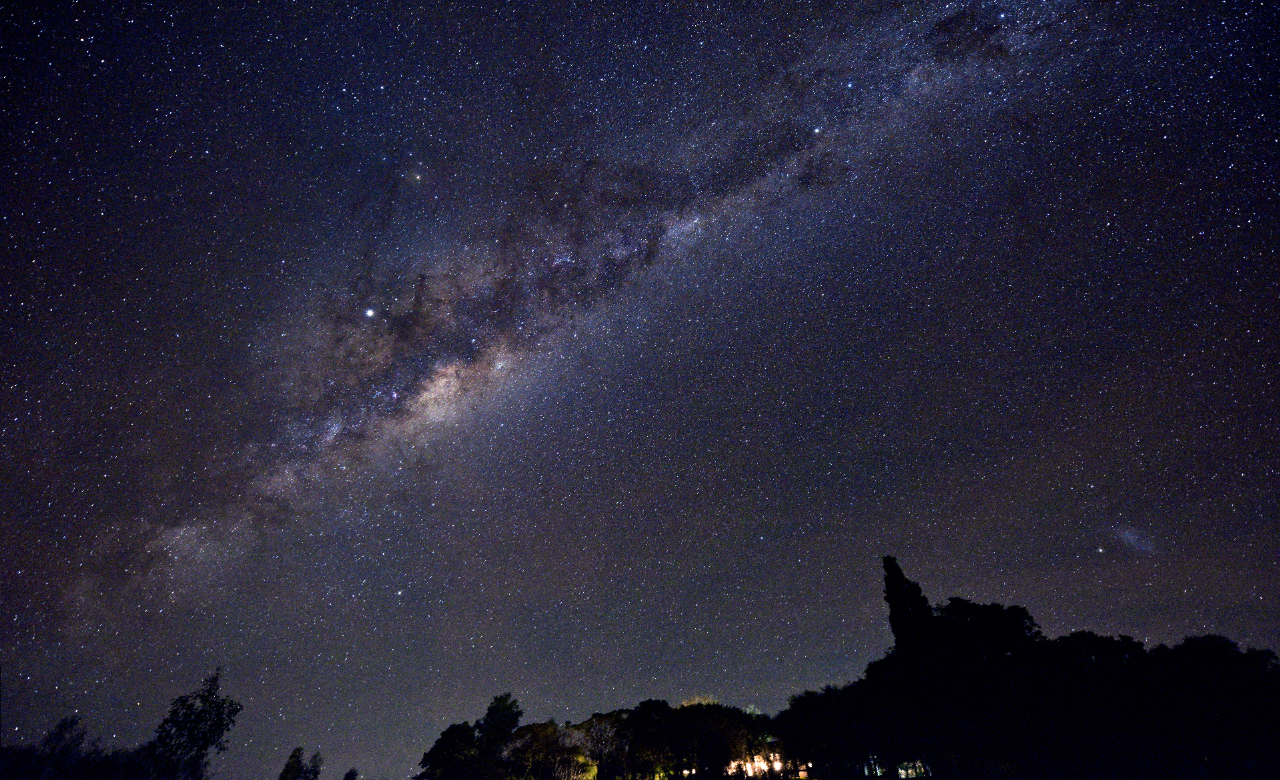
2;1;1277;777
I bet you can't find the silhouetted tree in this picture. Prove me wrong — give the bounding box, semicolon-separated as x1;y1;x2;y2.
397;562;1280;780
574;711;627;780
778;558;1280;780
623;699;676;780
508;720;593;780
152;669;243;780
306;751;323;780
775;685;868;780
670;702;766;780
33;716;98;778
278;747;324;780
882;556;932;653
279;748;307;780
0;671;242;780
341;767;359;780
414;694;528;780
417;721;478;780
476;693;523;756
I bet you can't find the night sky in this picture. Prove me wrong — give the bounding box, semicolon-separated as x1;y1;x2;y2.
2;1;1278;778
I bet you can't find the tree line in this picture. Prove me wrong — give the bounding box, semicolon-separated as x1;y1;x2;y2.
775;558;1280;779
413;692;773;780
412;557;1280;780
3;558;1277;779
0;670;241;780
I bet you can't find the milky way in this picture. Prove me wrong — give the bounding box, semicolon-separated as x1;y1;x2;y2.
150;0;1105;580
3;1;1277;778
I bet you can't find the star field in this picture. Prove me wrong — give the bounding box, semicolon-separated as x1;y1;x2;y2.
2;2;1278;778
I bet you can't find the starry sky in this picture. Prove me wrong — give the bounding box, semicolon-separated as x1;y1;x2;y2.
2;1;1277;778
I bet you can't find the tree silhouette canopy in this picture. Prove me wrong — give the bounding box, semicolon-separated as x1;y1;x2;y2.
4;560;1277;780
773;556;1280;780
0;670;242;780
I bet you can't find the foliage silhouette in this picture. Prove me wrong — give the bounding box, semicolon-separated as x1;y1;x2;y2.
277;747;324;780
0;671;242;780
507;719;594;780
4;560;1277;780
279;747;307;780
415;722;479;780
417;694;524;780
153;669;243;780
775;557;1280;780
406;559;1278;780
